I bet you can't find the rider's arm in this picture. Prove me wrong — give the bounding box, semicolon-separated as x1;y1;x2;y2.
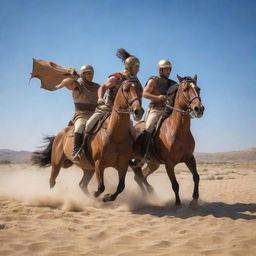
143;79;166;103
56;78;80;97
97;76;118;104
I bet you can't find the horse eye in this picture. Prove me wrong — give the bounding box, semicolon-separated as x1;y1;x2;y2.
183;87;188;92
124;88;130;93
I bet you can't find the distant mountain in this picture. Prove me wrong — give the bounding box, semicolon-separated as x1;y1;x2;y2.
0;149;32;163
195;147;256;163
0;147;256;164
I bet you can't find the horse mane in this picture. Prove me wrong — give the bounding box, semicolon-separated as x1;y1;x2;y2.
183;76;198;84
116;48;132;62
166;76;195;96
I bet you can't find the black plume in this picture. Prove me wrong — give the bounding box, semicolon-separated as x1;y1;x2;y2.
116;48;131;62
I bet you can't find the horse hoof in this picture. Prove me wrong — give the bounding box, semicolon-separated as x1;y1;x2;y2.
175;203;182;209
49;179;55;189
79;183;89;195
94;191;101;198
103;194;115;202
147;185;154;194
80;187;90;196
189;199;198;209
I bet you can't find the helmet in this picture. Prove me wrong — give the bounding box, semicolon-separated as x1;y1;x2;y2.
158;60;172;73
80;64;94;74
124;56;140;71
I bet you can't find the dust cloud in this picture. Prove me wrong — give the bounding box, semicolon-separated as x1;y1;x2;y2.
0;164;175;212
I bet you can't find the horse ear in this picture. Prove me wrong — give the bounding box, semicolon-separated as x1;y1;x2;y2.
193;74;197;82
177;74;183;82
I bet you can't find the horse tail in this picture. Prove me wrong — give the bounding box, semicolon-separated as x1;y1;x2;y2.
31;136;55;167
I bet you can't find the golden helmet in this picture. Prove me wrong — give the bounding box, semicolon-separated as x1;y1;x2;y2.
124;56;140;70
80;64;94;74
158;60;172;72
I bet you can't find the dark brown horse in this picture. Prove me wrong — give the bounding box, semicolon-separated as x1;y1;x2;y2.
130;75;204;207
32;80;144;202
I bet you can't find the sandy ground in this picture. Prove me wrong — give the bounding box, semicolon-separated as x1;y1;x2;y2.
0;163;256;256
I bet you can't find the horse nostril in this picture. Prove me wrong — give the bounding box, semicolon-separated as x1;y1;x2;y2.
194;106;199;112
133;108;144;121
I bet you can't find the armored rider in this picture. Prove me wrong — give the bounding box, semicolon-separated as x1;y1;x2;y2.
84;48;141;135
141;59;179;160
58;65;100;162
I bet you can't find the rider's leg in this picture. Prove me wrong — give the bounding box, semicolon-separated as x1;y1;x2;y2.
141;109;163;159
73;118;86;162
85;106;106;134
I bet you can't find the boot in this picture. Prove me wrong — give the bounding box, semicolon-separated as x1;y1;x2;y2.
141;130;152;158
137;130;152;167
72;133;83;163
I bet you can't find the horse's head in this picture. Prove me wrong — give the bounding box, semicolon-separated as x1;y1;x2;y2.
169;74;204;118
120;80;144;121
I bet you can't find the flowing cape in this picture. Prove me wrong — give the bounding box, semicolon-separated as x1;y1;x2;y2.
30;58;80;91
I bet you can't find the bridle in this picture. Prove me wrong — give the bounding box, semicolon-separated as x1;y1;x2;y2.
166;79;201;116
113;81;141;114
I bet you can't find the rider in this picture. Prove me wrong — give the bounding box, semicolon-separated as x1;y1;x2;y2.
141;59;179;160
84;48;141;135
58;65;100;162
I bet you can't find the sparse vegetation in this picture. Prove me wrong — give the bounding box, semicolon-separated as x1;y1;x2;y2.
0;160;11;165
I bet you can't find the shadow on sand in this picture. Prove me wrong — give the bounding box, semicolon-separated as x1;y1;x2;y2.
131;201;256;220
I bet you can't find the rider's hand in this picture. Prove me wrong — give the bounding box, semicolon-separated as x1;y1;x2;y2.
158;95;167;102
97;98;105;105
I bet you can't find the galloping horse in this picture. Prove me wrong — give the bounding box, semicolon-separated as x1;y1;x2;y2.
131;75;204;207
32;80;144;202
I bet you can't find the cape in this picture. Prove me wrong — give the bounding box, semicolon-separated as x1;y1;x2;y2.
30;58;80;91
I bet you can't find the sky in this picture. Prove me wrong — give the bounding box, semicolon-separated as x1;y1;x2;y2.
0;0;255;153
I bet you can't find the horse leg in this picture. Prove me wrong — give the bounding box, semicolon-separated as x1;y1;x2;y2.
143;164;156;179
132;166;147;194
49;163;61;189
132;166;154;194
103;167;127;202
184;155;200;208
94;161;105;198
129;160;146;192
166;164;181;207
142;162;160;192
79;169;95;195
49;131;66;189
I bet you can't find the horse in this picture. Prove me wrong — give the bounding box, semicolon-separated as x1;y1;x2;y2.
32;79;144;202
130;74;205;207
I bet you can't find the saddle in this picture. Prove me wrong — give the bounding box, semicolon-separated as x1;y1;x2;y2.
66;112;111;166
67;111;111;137
91;112;110;134
136;114;166;141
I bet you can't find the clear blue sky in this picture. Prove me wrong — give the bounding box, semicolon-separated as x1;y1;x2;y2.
0;0;255;153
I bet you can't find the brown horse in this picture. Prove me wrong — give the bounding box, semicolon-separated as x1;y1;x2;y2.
32;80;144;202
130;75;204;207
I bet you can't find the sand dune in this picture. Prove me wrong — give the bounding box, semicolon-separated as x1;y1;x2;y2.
0;164;256;256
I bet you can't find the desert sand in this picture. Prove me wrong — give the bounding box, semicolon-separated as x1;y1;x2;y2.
0;163;256;256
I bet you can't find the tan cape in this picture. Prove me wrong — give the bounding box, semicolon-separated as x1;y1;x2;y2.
30;58;80;91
